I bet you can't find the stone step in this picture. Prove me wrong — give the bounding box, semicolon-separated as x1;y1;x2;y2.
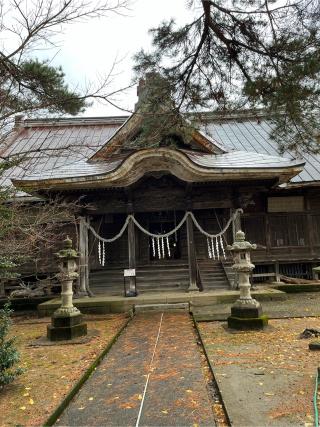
201;280;229;286
137;276;189;282
134;303;189;313
201;276;226;281
138;289;188;294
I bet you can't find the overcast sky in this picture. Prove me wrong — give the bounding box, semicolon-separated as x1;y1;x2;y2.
48;0;197;117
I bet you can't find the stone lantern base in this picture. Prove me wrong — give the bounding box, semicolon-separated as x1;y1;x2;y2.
47;311;87;341
227;300;268;330
309;341;320;351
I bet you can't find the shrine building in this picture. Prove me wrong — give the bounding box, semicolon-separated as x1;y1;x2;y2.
1;80;320;298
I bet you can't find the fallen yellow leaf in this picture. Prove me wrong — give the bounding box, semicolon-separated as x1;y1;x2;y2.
29;399;34;405
20;406;26;411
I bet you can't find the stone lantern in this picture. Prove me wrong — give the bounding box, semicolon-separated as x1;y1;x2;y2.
227;230;268;330
309;265;320;350
47;236;87;341
313;266;320;280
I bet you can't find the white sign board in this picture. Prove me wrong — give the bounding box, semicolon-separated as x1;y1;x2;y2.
124;268;136;277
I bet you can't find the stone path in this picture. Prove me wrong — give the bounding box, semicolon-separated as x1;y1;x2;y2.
57;312;215;426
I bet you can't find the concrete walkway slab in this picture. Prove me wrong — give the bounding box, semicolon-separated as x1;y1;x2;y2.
56;313;215;426
38;288;285;316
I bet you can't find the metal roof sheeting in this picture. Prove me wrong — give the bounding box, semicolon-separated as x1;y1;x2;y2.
0;122;120;189
14;149;303;183
200;119;320;183
1;114;318;189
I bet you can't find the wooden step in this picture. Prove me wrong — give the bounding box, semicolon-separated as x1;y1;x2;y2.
89;260;230;294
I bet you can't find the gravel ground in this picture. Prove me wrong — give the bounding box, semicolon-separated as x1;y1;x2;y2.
198;316;320;427
194;292;320;320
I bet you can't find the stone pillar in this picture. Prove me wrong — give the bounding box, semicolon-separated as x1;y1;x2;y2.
227;231;268;330
47;237;87;341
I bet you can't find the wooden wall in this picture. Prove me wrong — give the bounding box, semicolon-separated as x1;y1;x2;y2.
18;175;320;277
84;176;320;270
242;188;320;264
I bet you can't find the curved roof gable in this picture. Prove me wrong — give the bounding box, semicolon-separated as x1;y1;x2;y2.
13;147;304;191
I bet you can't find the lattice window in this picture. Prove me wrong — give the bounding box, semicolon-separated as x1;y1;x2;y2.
279;263;313;279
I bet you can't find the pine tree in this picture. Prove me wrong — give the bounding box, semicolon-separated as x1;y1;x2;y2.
0;303;23;387
0;0;129;136
134;0;320;154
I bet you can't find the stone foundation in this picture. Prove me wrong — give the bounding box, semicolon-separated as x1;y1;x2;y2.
47;313;87;341
231;304;262;318
227;314;268;330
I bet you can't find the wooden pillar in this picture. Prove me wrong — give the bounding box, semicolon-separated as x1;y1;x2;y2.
126;192;137;296
186;214;198;292
127;216;137;296
79;216;90;296
232;208;242;239
265;213;271;256
0;280;5;297
307;213;315;256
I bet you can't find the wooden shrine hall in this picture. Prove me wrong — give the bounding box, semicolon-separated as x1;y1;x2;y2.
2;81;320;297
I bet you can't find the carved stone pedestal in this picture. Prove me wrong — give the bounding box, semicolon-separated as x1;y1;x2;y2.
227;231;268;330
47;312;87;341
228;300;268;330
309;341;320;351
47;237;87;342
